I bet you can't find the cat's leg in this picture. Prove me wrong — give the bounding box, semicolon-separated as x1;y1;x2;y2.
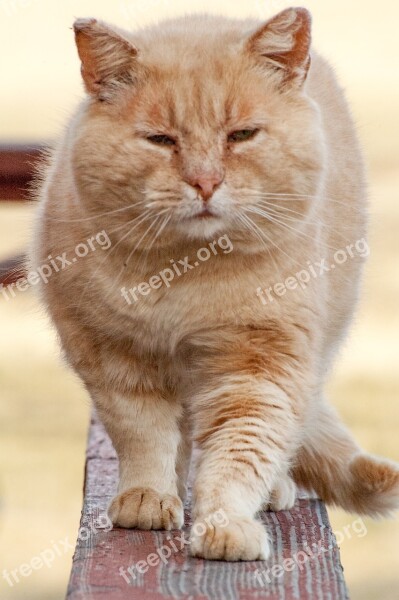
267;471;297;511
175;410;193;502
188;329;308;561
50;310;187;530
93;389;185;530
292;401;399;517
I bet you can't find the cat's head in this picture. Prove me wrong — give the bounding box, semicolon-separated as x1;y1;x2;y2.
72;9;325;251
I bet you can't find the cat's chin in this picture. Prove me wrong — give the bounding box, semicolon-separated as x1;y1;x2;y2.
175;216;229;242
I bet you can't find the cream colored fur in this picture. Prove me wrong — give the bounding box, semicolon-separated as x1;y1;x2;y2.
31;8;399;561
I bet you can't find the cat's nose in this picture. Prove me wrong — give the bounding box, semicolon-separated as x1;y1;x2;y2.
187;171;225;202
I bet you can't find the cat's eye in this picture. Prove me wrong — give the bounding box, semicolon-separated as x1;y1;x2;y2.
147;134;176;146
228;129;259;143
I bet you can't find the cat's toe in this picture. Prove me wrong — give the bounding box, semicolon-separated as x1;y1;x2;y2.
267;474;297;511
108;487;184;530
190;516;270;561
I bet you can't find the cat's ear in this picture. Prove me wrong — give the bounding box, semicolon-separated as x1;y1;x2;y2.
247;7;312;87
73;18;139;99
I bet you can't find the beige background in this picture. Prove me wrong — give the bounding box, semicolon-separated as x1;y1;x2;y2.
0;1;398;599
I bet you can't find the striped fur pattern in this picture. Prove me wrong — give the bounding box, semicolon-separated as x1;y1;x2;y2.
31;8;399;561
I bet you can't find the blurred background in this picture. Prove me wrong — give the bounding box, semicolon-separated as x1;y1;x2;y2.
0;1;398;598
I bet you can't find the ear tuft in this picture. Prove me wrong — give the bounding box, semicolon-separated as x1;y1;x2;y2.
73;17;97;33
247;7;312;87
73;18;138;99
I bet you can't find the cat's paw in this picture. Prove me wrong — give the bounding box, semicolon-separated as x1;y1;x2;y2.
190;516;270;561
108;487;184;530
267;474;297;511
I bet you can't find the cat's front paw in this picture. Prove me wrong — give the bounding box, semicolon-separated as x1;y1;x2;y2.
190;515;270;561
108;487;184;530
267;474;297;511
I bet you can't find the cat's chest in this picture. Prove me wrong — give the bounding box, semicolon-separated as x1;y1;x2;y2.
115;261;276;352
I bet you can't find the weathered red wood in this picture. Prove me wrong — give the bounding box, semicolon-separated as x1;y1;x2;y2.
0;145;45;200
66;414;349;599
0;254;26;285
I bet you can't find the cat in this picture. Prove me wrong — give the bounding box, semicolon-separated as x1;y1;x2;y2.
31;7;399;561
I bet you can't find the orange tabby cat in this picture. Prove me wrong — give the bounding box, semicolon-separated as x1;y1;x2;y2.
31;8;399;561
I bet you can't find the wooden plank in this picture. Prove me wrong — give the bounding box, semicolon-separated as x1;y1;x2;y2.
0;254;26;286
66;413;349;600
0;145;46;200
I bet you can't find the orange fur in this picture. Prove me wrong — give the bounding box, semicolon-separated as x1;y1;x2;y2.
30;8;399;561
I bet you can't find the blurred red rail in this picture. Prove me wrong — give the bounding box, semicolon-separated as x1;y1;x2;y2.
0;144;46;201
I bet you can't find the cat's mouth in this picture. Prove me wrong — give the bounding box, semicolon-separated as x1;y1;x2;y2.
193;207;217;219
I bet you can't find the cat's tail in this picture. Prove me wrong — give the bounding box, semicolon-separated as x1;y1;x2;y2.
292;403;399;518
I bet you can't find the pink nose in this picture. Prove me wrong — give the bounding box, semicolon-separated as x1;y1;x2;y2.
186;172;224;201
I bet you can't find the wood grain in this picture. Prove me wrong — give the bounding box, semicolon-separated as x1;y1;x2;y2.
66;413;349;599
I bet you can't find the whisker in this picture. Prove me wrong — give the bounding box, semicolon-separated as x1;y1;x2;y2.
44;199;150;224
236;212;269;251
147;213;171;254
248;204;352;251
107;211;172;302
122;212;169;270
235;212;278;278
245;206;339;251
104;214;166;303
254;200;323;226
255;200;354;246
109;210;153;234
239;189;315;198
241;210;309;269
253;203;325;231
75;211;156;310
136;212;172;272
239;189;361;210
